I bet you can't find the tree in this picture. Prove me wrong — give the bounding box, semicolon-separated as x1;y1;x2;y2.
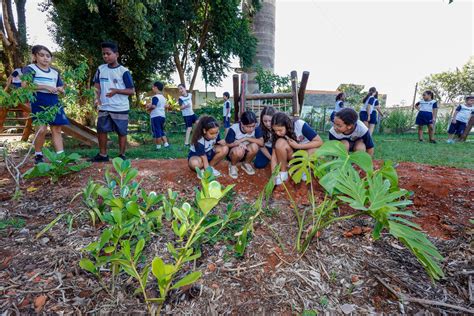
0;0;28;78
43;0;175;93
337;84;365;109
162;0;257;90
44;0;258;93
418;57;474;103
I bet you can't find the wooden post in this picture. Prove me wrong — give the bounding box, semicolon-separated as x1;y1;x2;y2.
410;82;418;115
232;74;240;122
290;70;299;117
298;71;310;113
0;108;7;133
240;73;248;118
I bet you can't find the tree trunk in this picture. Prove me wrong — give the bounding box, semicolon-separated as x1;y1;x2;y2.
0;0;25;73
174;50;186;85
15;0;27;57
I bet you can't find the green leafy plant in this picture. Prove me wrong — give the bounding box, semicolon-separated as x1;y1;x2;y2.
288;141;444;281
234;167;278;256
381;108;415;134
0;73;36;109
23;148;91;182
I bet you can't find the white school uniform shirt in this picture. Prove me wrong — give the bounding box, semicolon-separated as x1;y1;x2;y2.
179;94;194;116
417;100;438;113
294;119;316;144
150;94;167;118
329;120;368;141
334;100;344;113
26;64;61;93
362;96;379;114
12;68;22;84
190;135;221;155
95;64;133;112
455;104;474;123
225;123;263;146
223;100;231;118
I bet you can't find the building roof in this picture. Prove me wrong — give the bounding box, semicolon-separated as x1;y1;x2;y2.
305;89;340;95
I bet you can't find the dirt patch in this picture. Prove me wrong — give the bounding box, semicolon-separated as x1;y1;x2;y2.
0;159;473;314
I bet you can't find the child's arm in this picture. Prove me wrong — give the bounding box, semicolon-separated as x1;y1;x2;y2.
374;100;383;117
92;69;102;106
224;129;246;148
106;71;135;97
200;154;210;169
432;102;438;123
415;102;420;111
288;135;323;150
179;97;191;110
451;106;461;123
244;136;264;147
260;146;272;160
147;96;158;110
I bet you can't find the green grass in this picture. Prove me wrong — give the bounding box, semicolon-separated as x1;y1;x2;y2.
0;217;26;230
63;130;474;170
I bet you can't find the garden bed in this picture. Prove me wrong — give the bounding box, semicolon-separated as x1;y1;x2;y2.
0;159;472;314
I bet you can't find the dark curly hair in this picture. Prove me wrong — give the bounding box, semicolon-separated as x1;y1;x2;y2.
260;106;277;144
271;112;297;146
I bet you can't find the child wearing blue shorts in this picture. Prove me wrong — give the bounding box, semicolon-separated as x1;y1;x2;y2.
188;116;228;178
147;81;169;149
254;106;277;169
447;96;474;143
330;92;345;123
22;45;69;164
329;108;374;156
178;83;197;146
90;41;135;162
360;87;384;135
415;90;437;143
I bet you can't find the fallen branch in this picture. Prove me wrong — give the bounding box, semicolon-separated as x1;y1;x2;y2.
374;275;474;314
220;261;267;273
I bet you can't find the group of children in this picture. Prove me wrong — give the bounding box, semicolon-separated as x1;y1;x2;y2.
6;42;473;180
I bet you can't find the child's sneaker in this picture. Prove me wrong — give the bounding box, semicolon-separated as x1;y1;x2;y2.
211;167;221;177
229;165;238;179
241;162;255;175
418;139;424;142
429;140;437;144
164;143;170;148
446;139;454;144
88;153;109;162
118;154;127;160
34;154;44;165
156;144;162;150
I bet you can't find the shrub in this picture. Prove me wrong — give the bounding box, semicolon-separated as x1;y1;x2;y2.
381;108;415;134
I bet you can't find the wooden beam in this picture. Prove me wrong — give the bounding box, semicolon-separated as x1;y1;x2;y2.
298;71;310;112
246;93;293;100
233;74;240;122
290;70;299;116
240;73;248;118
460;115;474;142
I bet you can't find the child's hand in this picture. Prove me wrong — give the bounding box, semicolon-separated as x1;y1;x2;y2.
94;98;102;107
106;88;118;98
47;86;58;94
56;87;65;94
287;138;300;149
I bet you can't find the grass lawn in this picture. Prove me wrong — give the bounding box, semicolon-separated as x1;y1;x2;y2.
63;131;474;170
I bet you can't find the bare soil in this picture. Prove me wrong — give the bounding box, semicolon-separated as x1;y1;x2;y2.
0;159;472;314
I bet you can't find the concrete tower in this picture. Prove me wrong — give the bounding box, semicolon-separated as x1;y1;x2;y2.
246;0;276;94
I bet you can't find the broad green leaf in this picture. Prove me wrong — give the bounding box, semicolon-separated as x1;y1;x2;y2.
112;157;123;173
111;208;122;225
99;229;113;248
79;258;97;274
124;168;139;185
170;271;202;290
126;201;140;217
315;141;348;159
121;240;131;260
134;239;145;261
349;151;373;173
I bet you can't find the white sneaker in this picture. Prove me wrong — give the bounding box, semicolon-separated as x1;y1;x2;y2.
241;162;255;175
211;167;221;177
446;139;454;144
275;172;289;185
229;165;238;179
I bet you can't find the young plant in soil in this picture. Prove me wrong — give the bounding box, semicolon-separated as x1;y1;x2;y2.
23;148;91;183
80;162;236;313
288;141;444;281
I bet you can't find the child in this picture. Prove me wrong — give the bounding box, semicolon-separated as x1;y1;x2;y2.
329;108;374;155
178;83;197;146
330;92;345;123
5;67;23;90
147;81;169;149
254;106;277;169
22;45;69;164
223;92;231;134
415;90;437;143
90;41;135;162
271;112;323;185
360;87;383;134
447;96;474;143
188;116;228;178
225;110;263;179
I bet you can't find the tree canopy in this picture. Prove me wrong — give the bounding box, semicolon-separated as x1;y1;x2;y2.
43;0;258;92
418;57;474;103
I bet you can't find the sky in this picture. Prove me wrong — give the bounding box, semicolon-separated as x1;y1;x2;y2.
11;0;474;105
